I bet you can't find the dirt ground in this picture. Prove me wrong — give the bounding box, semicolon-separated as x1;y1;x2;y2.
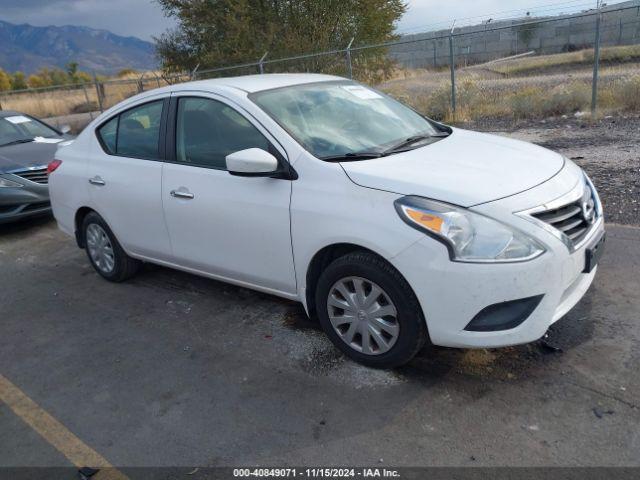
467;114;640;226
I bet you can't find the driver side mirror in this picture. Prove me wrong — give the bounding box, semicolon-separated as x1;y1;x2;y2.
60;125;72;134
225;148;279;177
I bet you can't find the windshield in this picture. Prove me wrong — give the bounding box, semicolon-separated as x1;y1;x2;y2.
0;115;60;147
251;81;439;160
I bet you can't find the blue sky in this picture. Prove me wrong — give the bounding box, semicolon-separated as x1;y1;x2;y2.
0;0;620;41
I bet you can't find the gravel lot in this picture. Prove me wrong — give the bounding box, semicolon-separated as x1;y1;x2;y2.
473;114;640;226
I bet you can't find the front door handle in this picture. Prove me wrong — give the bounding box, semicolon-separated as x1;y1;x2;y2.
89;176;105;186
170;189;194;200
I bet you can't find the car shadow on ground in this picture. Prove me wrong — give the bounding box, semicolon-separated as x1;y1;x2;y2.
273;287;597;385
4;217;596;390
0;215;53;237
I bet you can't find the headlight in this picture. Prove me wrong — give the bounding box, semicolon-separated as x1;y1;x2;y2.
0;177;23;188
394;196;545;263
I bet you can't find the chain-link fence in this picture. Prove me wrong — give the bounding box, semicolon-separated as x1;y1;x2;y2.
1;1;638;127
445;4;640;125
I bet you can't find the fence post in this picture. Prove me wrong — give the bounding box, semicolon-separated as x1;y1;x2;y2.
137;73;145;93
81;83;94;119
433;41;437;67
190;64;200;81
258;52;268;74
449;21;457;120
93;73;104;113
591;3;602;117
345;38;355;79
618;18;623;45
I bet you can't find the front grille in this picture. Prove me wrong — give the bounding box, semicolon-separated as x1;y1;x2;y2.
13;167;48;185
531;182;598;246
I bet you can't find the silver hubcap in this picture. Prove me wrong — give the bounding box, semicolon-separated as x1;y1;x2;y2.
86;223;115;274
327;276;399;356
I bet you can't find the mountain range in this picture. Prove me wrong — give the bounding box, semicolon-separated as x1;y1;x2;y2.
0;19;157;75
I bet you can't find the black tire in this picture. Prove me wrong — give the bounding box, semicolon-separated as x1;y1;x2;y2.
315;251;428;369
82;211;141;282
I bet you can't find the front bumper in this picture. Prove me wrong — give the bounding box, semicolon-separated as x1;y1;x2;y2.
0;174;51;224
389;162;604;349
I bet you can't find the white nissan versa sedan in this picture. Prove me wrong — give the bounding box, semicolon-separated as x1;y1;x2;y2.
49;74;605;368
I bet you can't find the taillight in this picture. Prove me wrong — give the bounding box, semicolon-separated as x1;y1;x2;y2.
47;159;62;175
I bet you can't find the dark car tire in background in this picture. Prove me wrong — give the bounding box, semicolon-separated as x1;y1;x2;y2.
315;251;428;369
82;211;141;282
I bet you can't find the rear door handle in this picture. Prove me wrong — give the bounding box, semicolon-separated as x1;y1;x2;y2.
170;189;194;200
89;176;105;186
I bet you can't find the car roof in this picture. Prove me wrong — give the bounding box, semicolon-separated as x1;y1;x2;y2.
173;73;346;94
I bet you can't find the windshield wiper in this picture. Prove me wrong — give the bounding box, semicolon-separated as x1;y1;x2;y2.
319;131;451;162
320;152;384;162
382;132;450;155
0;138;34;147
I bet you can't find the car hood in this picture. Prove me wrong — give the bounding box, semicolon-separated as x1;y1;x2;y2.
0;137;71;172
339;128;565;207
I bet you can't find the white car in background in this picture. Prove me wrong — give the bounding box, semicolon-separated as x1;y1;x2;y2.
48;74;605;368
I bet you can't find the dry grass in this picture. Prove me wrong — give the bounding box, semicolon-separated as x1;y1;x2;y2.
609;74;640;111
380;46;640;123
0;89;97;118
381;74;639;123
489;44;640;76
0;76;176;118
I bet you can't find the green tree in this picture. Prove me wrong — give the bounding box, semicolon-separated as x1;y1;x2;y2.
27;73;49;88
49;68;70;85
11;72;27;90
155;0;405;80
24;64;91;88
66;61;79;78
0;69;11;92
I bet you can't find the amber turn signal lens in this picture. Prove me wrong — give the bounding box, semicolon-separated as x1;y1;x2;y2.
404;207;444;233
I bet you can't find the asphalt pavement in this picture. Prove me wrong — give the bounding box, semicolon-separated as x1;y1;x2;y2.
0;218;639;470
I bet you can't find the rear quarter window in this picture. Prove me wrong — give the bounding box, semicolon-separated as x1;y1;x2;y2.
97;117;117;154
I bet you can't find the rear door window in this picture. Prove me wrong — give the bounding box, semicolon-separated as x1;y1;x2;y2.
96;99;164;159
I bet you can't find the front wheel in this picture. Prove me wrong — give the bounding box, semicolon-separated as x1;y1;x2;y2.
315;251;428;368
82;212;141;282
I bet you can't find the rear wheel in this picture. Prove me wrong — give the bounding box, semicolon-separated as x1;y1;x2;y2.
315;251;427;368
82;212;140;282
